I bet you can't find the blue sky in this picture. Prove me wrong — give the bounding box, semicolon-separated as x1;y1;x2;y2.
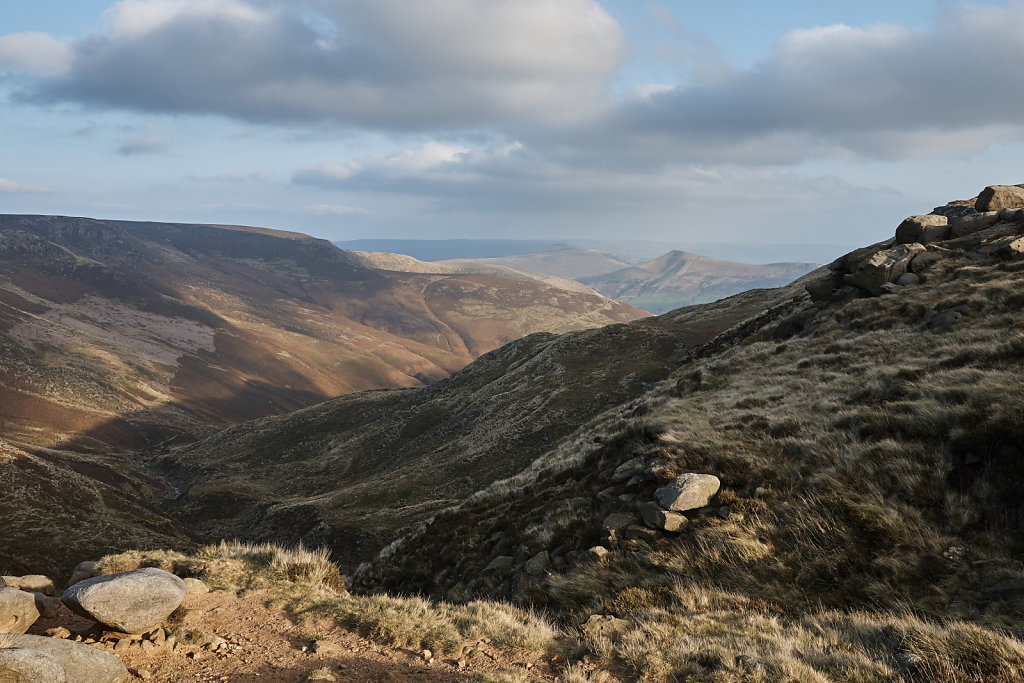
1;1;1022;253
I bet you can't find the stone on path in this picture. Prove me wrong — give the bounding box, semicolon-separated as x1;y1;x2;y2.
61;568;186;634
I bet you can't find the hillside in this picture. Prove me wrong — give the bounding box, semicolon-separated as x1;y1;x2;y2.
345;250;597;294
581;250;819;313
144;185;1024;680
0;215;644;453
441;246;636;279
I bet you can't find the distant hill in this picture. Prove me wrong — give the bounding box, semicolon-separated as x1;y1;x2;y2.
346;251;597;294
442;246;635;279
0;215;645;454
333;239;567;261
581;250;819;313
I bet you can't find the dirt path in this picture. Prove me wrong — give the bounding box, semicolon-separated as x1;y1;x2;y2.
30;589;561;682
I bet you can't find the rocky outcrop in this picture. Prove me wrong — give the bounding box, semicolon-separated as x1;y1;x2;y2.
61;568;186;634
0;588;40;634
0;634;127;683
895;215;948;244
846;244;927;296
975;184;1024;212
654;474;721;512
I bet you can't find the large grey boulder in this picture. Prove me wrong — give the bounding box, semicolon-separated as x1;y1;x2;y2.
0;634;127;682
0;588;40;634
655;473;721;512
950;211;1001;238
847;243;926;295
0;647;66;683
61;568;186;634
975;185;1024;212
895;215;948;244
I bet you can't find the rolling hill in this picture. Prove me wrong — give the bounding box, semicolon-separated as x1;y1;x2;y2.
581;249;819;313
0;215;645;453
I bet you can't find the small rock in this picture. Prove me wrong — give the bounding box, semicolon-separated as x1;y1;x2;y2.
927;311;962;331
32;592;61;619
717;505;732;520
182;578;209;595
587;546;610;561
483;556;515;573
0;588;40;634
602;513;636;538
422;649;432;661
910;251;943;273
46;627;71;639
135;670;153;681
61;568;187;633
655;473;721;512
67;561;99;588
975;184;1024;212
2;575;56;596
895;272;920;286
638;502;687;532
523;551;550;577
610;458;645;483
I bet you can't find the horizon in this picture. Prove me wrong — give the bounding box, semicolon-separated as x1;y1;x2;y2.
1;1;1022;248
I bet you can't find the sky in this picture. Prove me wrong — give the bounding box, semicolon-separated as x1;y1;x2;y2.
1;0;1023;253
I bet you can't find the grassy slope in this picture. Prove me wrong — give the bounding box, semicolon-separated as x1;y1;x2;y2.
0;215;645;451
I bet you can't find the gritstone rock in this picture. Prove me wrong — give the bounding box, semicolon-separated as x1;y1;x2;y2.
602;513;636;537
639;502;688;532
0;634;127;683
182;578;209;596
0;588;40;634
895;215;948;244
61;568;186;634
975;185;1024;212
67;562;99;588
950;211;1001;238
523;552;550;576
0;647;67;683
846;244;926;296
655;473;721;512
1;576;55;597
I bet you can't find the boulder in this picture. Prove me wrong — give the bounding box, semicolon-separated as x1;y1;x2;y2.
895;272;920;286
2;576;56;597
895;215;948;244
32;593;61;619
182;578;209;596
61;568;186;634
0;588;40;634
0;647;67;683
67;562;99;588
950;211;1001;238
523;551;550;577
638;502;688;532
602;513;636;538
978;236;1024;259
0;634;127;683
483;556;515;574
910;251;943;273
975;185;1024;212
655;473;721;512
846;243;926;296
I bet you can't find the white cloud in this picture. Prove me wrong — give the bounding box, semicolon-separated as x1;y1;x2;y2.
7;0;624;130
0;177;55;194
0;32;73;75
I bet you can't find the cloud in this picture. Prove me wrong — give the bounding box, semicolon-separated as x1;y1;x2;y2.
118;136;168;155
0;177;55;194
4;0;624;130
0;32;73;75
308;204;369;216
